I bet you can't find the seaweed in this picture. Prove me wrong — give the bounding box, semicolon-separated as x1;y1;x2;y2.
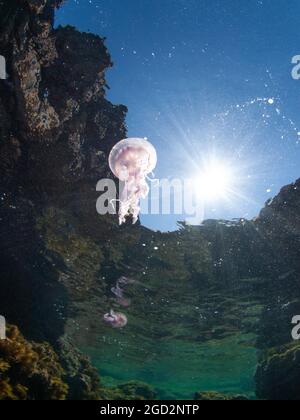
100;381;157;401
255;342;300;401
194;391;248;401
0;325;68;400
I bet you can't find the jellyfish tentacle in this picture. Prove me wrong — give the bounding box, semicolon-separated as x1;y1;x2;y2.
109;198;122;213
145;173;159;186
132;204;140;225
138;179;150;199
119;203;129;225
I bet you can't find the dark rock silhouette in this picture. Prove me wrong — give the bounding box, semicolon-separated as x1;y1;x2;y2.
0;0;126;399
255;342;300;401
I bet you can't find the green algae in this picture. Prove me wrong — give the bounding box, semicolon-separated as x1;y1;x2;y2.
194;392;248;400
84;334;257;400
100;381;157;400
255;341;300;400
0;325;68;400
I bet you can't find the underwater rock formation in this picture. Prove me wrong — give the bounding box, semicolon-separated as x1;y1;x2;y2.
100;381;157;401
56;336;101;400
0;325;68;400
255;342;300;401
194;392;248;401
0;0;126;399
257;179;300;275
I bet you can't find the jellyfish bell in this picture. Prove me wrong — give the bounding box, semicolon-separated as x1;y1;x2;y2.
111;277;131;308
109;138;157;181
117;276;136;288
103;310;128;329
111;285;123;299
108;138;157;225
117;276;134;286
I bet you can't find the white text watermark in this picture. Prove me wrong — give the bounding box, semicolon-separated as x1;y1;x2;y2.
292;55;300;80
0;55;6;80
0;315;6;340
96;177;206;225
291;316;300;340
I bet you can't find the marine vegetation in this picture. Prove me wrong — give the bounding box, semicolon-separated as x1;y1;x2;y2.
0;325;68;400
255;342;300;401
100;381;157;401
194;392;248;401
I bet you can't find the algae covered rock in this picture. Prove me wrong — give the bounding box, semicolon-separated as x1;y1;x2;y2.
100;381;157;400
255;342;300;400
0;325;68;400
194;391;248;401
57;336;101;400
0;0;126;401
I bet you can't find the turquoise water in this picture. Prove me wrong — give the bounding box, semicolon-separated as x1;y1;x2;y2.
70;230;270;400
85;334;257;399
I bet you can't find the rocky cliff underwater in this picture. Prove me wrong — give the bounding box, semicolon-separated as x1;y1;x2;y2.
0;0;300;400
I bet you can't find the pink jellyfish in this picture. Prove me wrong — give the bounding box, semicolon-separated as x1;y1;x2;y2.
103;310;128;329
116;276;136;287
111;284;131;308
109;138;157;225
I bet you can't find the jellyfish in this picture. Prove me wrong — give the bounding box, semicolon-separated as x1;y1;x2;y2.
103;310;128;329
117;276;136;286
111;276;133;308
111;285;123;299
111;285;132;308
109;138;157;225
116;296;131;308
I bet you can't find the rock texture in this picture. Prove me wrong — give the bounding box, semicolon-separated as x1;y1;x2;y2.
255;342;300;401
0;0;127;399
194;392;248;401
0;324;68;400
100;381;158;401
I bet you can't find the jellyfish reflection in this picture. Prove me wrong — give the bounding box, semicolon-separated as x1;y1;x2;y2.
111;276;133;308
103;310;128;329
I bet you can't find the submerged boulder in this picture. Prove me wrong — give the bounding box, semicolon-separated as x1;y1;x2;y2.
255;342;300;401
101;381;157;400
194;391;248;401
0;325;68;400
